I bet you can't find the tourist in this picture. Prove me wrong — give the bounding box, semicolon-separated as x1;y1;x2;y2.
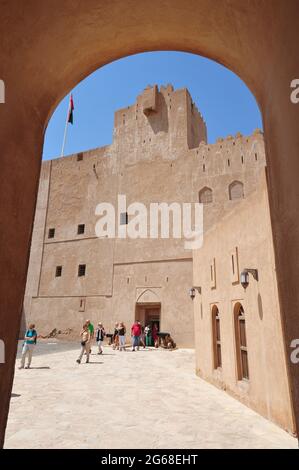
76;323;91;364
85;319;94;354
131;320;141;351
112;322;119;350
19;323;37;369
152;322;159;348
161;333;176;349
96;322;105;355
139;322;146;349
144;324;152;347
117;322;126;351
166;334;176;349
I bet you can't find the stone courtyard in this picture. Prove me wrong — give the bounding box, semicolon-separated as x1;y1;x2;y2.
4;341;297;449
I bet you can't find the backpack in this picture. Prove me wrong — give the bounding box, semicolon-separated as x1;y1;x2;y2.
26;329;37;344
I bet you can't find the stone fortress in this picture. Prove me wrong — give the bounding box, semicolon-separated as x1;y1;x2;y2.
23;85;294;433
24;84;265;345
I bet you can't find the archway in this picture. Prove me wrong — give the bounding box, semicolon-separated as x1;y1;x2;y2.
1;1;299;446
228;181;244;201
199;187;213;204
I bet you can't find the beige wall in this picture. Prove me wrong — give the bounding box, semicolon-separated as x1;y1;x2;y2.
112;259;194;346
24;85;266;349
28;258;194;346
193;170;295;433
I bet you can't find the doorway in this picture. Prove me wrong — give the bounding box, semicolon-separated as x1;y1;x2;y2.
135;303;161;347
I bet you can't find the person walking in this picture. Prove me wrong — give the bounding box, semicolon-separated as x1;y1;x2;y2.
76;323;91;364
131;320;141;351
19;323;37;369
85;319;94;354
96;322;105;355
112;322;119;350
144;324;152;347
139;322;146;349
117;322;126;351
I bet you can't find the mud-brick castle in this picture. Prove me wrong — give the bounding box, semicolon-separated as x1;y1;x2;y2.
23;85;295;434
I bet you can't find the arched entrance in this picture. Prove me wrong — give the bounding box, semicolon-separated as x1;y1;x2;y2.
136;289;162;347
135;304;161;347
1;1;299;446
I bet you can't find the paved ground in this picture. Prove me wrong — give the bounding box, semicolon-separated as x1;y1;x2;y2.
4;340;298;449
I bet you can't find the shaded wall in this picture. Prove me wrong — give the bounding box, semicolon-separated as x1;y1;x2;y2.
193;171;295;433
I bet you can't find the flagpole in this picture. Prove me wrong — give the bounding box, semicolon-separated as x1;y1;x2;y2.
61;95;71;157
60;119;68;158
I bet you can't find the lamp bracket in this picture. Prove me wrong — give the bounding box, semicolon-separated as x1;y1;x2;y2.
193;286;201;294
243;268;259;281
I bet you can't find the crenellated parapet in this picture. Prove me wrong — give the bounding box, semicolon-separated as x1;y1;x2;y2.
113;84;207;164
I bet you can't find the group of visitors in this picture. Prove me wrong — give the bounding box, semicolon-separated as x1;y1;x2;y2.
112;322;127;351
112;320;159;351
19;318;175;368
131;320;159;350
76;319;161;362
77;319;104;364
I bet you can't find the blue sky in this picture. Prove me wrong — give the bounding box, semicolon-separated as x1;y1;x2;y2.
43;51;263;160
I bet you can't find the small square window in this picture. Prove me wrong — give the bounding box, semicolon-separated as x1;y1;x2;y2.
77;224;85;235
48;228;55;239
78;264;86;277
55;266;62;277
120;212;128;225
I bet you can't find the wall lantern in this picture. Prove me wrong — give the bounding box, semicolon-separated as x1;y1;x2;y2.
240;268;259;290
189;286;201;300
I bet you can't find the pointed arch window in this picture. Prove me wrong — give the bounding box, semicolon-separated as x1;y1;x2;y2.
212;305;222;369
229;181;244;200
199;186;213;204
234;303;249;380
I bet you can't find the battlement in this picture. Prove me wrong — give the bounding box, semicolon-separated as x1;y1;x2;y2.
186;128;265;177
113;84;207;156
46;86;264;174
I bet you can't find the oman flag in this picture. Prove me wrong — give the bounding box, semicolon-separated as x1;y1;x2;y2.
68;94;74;124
